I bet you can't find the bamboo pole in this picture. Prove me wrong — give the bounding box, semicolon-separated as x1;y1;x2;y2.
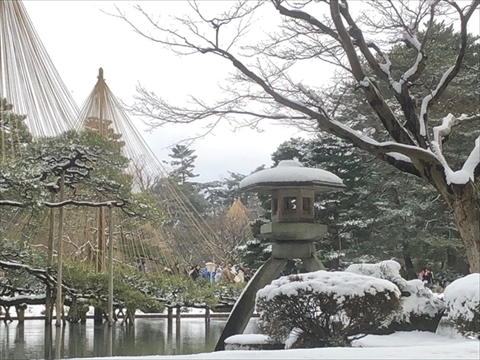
94;68;106;325
55;172;65;327
45;191;55;325
47;191;55;265
1;126;5;164
97;207;105;272
107;205;114;327
176;304;181;323
96;68;106;273
9;122;14;159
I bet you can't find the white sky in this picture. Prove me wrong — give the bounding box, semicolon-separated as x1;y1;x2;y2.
22;1;307;183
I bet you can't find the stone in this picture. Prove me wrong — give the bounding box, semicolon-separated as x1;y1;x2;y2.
261;222;327;241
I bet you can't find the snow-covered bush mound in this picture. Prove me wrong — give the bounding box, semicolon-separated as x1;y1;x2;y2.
396;280;445;324
255;270;401;348
345;260;408;292
346;260;445;332
443;273;480;338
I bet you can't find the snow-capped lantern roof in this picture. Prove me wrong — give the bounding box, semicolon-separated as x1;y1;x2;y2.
240;160;346;194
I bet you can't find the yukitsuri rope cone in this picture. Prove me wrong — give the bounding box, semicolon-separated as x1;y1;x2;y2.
0;0;240;273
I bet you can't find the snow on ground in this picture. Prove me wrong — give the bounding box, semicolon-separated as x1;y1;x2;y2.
71;332;479;360
224;334;270;345
353;330;463;347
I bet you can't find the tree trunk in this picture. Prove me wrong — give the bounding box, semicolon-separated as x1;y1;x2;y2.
449;184;480;273
402;242;417;280
446;247;457;268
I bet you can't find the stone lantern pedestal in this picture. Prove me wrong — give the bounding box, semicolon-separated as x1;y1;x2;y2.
215;160;345;351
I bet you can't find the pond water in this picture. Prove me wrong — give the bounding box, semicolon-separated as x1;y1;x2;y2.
0;318;260;359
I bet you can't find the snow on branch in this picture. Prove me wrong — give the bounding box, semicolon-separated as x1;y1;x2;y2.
431;113;480;184
432;135;480;185
419;65;455;136
0;200;25;207
0;294;46;307
329;1;417;147
0;199;124;209
446;137;480;185
297;83;323;106
43;200;124;208
433;114;455;140
433;113;458;151
402;31;422;51
386;152;412;164
377;51;393;81
0;260;53;285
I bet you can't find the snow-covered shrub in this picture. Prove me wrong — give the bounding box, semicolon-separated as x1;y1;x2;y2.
401;280;444;319
443;273;480;338
346;260;445;332
255;270;400;348
345;260;408;292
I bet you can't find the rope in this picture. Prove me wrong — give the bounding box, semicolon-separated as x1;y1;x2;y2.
1;1;246;276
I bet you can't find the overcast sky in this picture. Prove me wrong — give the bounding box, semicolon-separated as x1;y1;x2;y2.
22;1;308;183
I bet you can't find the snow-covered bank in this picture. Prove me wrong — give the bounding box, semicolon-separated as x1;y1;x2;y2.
72;332;479;360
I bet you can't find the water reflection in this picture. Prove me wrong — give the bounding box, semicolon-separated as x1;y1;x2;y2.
0;318;259;359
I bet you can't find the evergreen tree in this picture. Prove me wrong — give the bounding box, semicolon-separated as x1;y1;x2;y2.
200;171;258;216
0;98;33;162
151;144;208;218
167;144;199;185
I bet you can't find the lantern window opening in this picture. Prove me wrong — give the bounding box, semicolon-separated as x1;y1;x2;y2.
284;197;297;212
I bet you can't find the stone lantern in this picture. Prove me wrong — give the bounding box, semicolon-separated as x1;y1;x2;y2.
241;159;345;259
215;160;346;351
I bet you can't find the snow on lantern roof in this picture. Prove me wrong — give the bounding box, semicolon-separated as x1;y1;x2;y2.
240;160;346;194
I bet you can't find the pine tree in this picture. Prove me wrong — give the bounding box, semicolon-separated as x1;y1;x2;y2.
167;144;199;185
0;98;33;162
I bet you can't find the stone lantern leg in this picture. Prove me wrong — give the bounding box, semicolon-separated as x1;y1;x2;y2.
215;160;345;351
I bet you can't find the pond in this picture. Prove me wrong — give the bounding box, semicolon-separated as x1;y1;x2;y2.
0;318;260;359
